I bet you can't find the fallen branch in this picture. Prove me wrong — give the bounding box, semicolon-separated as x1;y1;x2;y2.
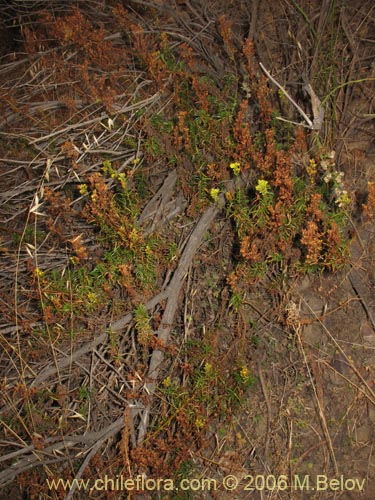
31;289;169;388
137;204;219;443
0;415;128;487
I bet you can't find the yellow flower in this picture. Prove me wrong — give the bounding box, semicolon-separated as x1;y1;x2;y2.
255;179;269;196
87;292;97;303
102;159;112;173
306;158;317;178
278;89;287;102
78;184;88;195
336;190;351;208
229;161;241;176
129;227;139;243
240;365;249;382
204;362;213;375
210;188;220;202
33;267;45;278
195;417;206;430
163;376;172;388
118;172;127;189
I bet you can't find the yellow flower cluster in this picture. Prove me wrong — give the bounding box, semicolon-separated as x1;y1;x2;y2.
335;190;351;208
102;159;127;189
33;267;45;278
78;184;88;196
204;362;213;375
162;376;172;388
210;188;220;202
306;158;317;179
195;417;206;430
229;161;241;176
239;365;249;382
255;179;269;196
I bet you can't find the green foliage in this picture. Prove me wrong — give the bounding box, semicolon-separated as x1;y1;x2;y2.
229;292;244;311
134;303;153;346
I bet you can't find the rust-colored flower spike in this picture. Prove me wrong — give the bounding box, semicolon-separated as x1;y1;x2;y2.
233;99;260;167
242;38;254;78
240;236;262;263
325;222;344;266
256;77;273;124
363;181;375;218
179;42;195;70
306;192;323;220
301;221;322;265
191;75;209;113
218;15;236;60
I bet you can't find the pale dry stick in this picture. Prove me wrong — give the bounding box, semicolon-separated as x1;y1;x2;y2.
27;93;160;146
0;158;45;167
0;419;28;460
259;62;317;130
0;100;80;130
79;148;132;156
63;436;108;500
138;170;177;224
31;289;169;387
138;169;187;236
1;457;68;485
0;160;66;205
65;353;131;408
92;348;132;389
27;114;108;146
0;415;128;487
1;348;131;426
0;442;77;486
